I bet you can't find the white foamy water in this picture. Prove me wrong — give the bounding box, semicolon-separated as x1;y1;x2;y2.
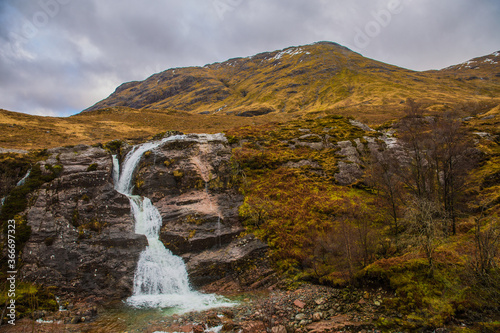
16;169;31;187
113;134;234;311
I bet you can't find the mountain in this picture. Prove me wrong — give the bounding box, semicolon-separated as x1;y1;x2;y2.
84;42;500;119
1;42;499;150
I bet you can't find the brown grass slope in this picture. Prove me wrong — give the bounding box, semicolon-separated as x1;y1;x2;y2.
0;107;290;150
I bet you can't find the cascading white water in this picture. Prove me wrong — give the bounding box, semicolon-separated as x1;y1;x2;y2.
16;169;31;187
113;135;233;311
1;169;32;208
112;155;120;186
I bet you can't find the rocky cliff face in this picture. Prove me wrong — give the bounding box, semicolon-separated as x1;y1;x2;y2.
18;134;267;302
133;135;244;255
20;144;145;300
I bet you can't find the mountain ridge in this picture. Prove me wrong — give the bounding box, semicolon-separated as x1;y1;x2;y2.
83;41;500;117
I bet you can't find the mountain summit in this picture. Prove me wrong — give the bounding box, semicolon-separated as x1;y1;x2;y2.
84;42;500;117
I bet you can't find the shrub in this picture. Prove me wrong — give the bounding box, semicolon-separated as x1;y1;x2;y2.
86;163;98;172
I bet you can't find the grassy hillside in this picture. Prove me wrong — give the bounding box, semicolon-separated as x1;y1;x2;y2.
1;42;499;151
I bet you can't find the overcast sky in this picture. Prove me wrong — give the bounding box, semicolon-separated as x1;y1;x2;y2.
1;0;499;117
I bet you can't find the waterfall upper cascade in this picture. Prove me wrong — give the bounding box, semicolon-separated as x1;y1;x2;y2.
16;169;31;187
113;134;233;311
1;169;32;208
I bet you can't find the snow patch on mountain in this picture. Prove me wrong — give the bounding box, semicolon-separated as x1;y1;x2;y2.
270;48;310;61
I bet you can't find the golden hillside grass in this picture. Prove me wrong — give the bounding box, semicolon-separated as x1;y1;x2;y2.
0;107;293;150
85;42;500;120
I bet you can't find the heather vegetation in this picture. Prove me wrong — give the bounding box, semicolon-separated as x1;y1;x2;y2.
228;100;500;331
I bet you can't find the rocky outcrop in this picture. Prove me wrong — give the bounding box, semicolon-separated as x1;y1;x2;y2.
334;140;364;185
18;134;257;302
20;144;146;300
130;134;270;287
132;134;245;256
184;234;270;288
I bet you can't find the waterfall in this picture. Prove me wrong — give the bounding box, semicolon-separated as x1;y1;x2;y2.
113;135;233;311
112;155;120;185
16;169;31;187
1;169;32;208
217;216;222;248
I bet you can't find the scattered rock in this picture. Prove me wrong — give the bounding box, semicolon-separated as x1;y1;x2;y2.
334;160;363;185
473;131;490;138
0;147;28;154
299;319;309;326
241;320;266;333
349;119;374;132
315;298;326;305
193;325;205;333
271;325;287;333
296;313;307;321
481;115;495;120
312;312;323;322
294;300;306;309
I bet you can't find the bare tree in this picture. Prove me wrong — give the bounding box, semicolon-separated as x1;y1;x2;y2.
396;102;477;236
397;99;435;201
472;215;500;275
404;197;447;274
366;147;405;245
428;113;477;235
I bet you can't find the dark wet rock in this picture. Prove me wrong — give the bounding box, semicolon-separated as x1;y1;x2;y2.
21;145;146;300
185;234;269;288
133;134;245;256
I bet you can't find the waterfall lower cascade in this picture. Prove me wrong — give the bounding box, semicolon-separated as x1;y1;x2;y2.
113;134;233;311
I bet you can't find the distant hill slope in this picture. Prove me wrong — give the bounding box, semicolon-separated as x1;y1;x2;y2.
439;50;500;79
0;107;283;150
83;42;500;117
